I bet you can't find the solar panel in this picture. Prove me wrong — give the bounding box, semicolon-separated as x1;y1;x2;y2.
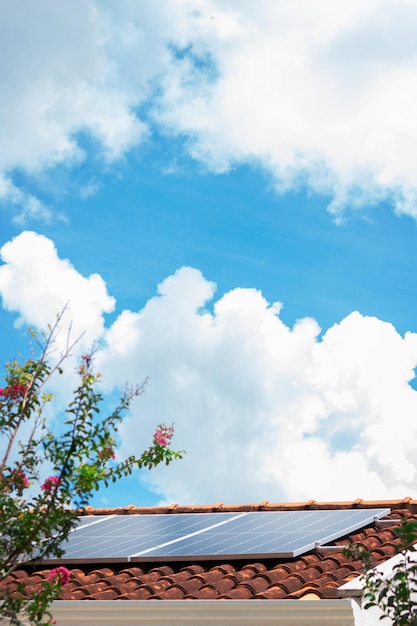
140;509;391;559
51;512;243;561
44;508;390;563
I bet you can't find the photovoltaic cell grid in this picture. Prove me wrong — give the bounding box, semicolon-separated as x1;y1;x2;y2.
44;508;390;563
52;513;241;562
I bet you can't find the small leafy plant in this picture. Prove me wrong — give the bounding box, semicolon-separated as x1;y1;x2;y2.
0;315;183;625
345;518;417;626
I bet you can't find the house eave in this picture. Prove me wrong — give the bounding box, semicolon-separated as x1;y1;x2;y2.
51;598;357;625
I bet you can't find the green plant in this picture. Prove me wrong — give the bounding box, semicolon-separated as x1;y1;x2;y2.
345;518;417;626
0;316;183;625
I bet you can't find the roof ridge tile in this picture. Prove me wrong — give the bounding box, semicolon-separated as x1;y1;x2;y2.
78;498;417;516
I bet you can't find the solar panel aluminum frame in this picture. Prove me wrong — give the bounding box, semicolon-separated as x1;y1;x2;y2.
42;508;391;564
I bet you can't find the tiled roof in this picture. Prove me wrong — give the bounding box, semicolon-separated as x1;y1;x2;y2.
3;498;417;602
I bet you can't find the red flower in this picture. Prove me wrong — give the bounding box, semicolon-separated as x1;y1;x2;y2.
0;382;27;401
48;566;70;586
41;476;60;491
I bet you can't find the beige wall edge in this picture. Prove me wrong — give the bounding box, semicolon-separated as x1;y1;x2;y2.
52;599;356;625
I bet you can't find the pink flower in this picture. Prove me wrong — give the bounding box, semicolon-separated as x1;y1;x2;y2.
153;424;175;447
13;470;29;490
0;382;27;401
81;354;92;364
41;476;60;491
48;566;70;586
99;446;116;460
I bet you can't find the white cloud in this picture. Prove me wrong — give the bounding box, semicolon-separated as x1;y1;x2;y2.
153;0;417;217
1;231;417;504
0;176;53;224
0;231;115;351
97;264;417;504
0;0;152;217
3;1;417;219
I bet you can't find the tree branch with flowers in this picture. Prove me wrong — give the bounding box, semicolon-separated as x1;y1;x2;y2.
0;314;183;625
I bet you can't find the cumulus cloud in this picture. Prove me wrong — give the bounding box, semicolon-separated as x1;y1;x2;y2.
0;231;115;351
154;0;417;217
0;0;154;171
3;1;417;219
0;176;53;224
0;0;152;220
97;267;417;504
1;231;417;503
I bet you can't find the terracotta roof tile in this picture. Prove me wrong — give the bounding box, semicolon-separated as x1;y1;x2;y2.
178;577;206;596
193;586;219;599
219;586;254;599
119;566;145;578
86;587;121;600
59;587;89;600
179;564;206;576
317;556;341;571
254;585;288;599
3;498;417;602
239;576;270;595
156;586;187;599
300;553;323;566
127;586;153;599
258;566;291;585
298;589;322;600
295;565;325;583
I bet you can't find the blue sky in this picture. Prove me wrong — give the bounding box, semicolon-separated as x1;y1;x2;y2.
1;1;417;506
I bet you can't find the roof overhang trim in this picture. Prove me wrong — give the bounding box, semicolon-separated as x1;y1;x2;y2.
51;599;356;625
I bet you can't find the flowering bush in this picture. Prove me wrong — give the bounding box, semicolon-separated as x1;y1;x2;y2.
0;316;183;625
47;567;70;587
345;519;417;626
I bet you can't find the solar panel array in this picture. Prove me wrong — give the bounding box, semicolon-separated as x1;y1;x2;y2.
44;508;390;563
